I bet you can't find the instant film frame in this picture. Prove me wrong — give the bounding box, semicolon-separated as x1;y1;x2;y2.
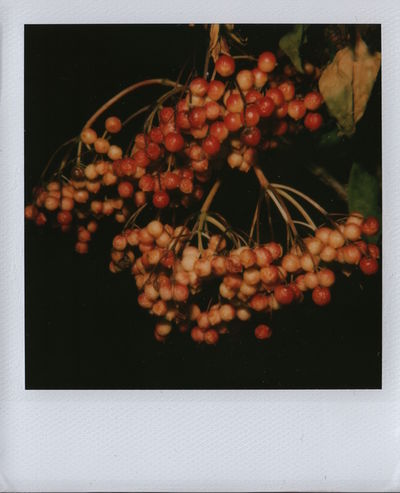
1;0;400;491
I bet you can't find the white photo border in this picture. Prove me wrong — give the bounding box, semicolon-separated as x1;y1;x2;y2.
1;0;399;491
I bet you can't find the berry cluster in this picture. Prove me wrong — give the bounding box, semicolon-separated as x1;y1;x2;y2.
106;211;379;344
25;44;380;346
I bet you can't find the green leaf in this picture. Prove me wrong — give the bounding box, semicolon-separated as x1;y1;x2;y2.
318;128;343;148
348;162;381;239
279;25;307;73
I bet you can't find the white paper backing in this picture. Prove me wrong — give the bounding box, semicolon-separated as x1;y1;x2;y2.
1;0;399;491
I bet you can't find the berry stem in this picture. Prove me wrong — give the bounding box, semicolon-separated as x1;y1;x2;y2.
40;137;78;181
253;165;298;236
272;183;328;216
275;188;317;230
77;78;182;163
198;178;222;252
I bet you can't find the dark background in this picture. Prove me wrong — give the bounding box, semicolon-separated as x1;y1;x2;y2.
25;25;381;389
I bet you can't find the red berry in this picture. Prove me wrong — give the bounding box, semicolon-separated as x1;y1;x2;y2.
304;91;323;111
150;126;164;144
204;329;219;345
118;181;134;198
164;132;184;152
243;104;260;126
134;149;150;168
367;244;380;259
205;101;221;120
215;55;235;77
245;90;263;104
226;93;244;113
189;77;208;97
257;96;275;117
57;210;73;225
304;112;323;131
266;88;284;107
189;107;207;128
360;257;379;275
207;80;225;101
254;324;272;340
274;285;294;305
160;107;175;124
210;121;229;142
146;142;161;161
152;191;170;208
258;51;277;72
362;217;380;236
224;112;243;132
241;127;261;147
202;135;220;156
191;327;204;343
278;81;295;101
120;157;136;176
288;99;306;120
312;286;331;306
139;174;155;192
105;116;122;134
163;172;180;190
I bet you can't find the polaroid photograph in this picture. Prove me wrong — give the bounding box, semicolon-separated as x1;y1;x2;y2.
25;23;381;390
1;0;399;491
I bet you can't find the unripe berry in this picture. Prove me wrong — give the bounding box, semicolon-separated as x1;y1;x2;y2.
237;307;252;321
343;244;362;265
219;282;236;300
258;51;277;73
316;227;331;244
304;272;319;290
281;253;301;273
346;212;364;226
260;265;280;285
328;230;345;249
81;127;97;144
215;55;235;77
236;69;254;91
344;223;362;241
155;322;172;337
252;68;268;88
94;138;110;154
317;268;335;287
249;293;269;311
194;258;212;278
320;245;337;262
304;237;323;255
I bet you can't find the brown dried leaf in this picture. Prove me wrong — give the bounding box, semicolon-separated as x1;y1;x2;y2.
209;24;221;62
319;47;355;135
353;37;381;123
319;36;381;136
